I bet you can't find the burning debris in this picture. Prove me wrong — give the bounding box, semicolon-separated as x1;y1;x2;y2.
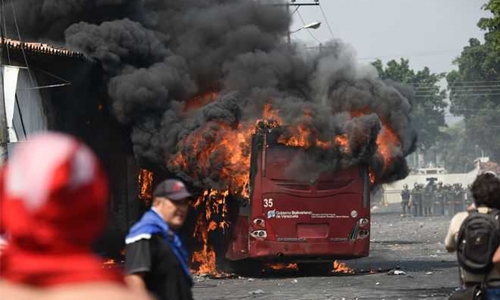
333;261;355;274
6;0;417;275
190;190;230;275
264;263;299;272
138;169;154;204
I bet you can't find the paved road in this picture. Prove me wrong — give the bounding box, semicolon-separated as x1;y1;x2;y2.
193;204;460;300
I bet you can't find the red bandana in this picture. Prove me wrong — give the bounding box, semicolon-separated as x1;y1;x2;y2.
0;133;123;287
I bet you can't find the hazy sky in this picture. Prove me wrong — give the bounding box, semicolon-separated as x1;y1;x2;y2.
291;0;490;74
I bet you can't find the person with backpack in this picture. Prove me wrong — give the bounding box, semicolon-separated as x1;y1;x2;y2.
445;172;500;300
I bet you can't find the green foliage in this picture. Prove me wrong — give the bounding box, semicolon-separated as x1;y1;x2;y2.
478;0;500;51
437;123;477;173
447;0;500;162
373;58;447;151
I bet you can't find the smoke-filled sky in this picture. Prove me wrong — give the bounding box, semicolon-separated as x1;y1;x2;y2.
291;0;490;74
3;0;418;190
291;0;489;127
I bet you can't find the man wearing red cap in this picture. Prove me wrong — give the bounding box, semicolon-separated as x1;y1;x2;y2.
124;179;194;300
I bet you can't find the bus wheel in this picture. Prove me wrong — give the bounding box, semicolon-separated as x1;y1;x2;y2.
229;259;264;277
298;262;333;276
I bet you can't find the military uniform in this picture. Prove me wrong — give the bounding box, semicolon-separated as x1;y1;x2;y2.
401;187;411;215
433;183;445;216
465;184;473;208
452;184;465;214
411;184;424;217
443;184;454;216
422;182;435;216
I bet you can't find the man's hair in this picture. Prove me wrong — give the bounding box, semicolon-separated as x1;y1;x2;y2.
472;173;500;209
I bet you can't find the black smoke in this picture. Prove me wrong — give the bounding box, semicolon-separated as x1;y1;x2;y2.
4;0;417;188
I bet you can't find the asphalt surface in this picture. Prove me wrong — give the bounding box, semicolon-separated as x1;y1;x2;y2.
192;203;460;300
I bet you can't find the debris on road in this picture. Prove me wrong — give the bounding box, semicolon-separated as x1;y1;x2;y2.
249;289;266;295
388;269;406;275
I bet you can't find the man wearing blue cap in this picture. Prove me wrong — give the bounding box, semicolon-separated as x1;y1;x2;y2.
124;179;194;300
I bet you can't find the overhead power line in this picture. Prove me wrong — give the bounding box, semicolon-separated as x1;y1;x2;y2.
412;81;500;87
415;88;500;93
445;108;500;111
444;80;500;84
318;3;334;39
414;86;500;90
416;89;500;93
9;0;35;87
357;49;460;61
415;94;500;98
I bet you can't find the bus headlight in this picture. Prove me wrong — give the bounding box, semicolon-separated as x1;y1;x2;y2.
250;230;267;239
357;229;369;239
350;210;358;218
253;218;265;227
358;218;369;227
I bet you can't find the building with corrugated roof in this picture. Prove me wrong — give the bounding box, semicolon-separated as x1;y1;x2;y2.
1;39;145;259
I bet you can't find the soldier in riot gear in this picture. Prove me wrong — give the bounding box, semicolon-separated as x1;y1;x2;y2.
423;178;437;216
410;182;424;217
465;184;473;209
452;183;465;214
443;184;454;216
434;181;445;216
401;184;411;216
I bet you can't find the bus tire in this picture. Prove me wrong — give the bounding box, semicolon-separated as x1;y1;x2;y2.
229;259;264;277
298;262;333;276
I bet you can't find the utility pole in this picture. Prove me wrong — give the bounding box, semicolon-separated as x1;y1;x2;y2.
0;4;8;165
284;1;320;44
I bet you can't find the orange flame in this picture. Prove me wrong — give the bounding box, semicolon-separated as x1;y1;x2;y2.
263;104;350;152
368;169;376;185
265;263;298;271
184;91;218;112
170;121;253;198
138;169;154;202
263;103;284;123
190;190;230;275
191;215;217;274
333;261;355;274
334;134;350;152
350;111;401;183
376;125;400;169
174;104;401;274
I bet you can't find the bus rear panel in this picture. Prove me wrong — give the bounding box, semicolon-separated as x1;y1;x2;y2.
226;136;371;263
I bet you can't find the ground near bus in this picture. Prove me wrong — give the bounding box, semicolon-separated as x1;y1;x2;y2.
193;203;459;300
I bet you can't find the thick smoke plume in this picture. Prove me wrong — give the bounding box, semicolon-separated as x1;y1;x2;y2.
5;0;417;189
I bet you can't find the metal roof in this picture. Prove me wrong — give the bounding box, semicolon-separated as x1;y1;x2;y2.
1;38;85;60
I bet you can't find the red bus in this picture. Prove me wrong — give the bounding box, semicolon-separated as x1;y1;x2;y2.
226;125;371;274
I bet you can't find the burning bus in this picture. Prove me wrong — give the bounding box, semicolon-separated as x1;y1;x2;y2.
1;0;420;276
224;120;371;274
184;103;415;275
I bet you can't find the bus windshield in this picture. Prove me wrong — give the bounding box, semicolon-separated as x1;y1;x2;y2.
265;145;356;185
